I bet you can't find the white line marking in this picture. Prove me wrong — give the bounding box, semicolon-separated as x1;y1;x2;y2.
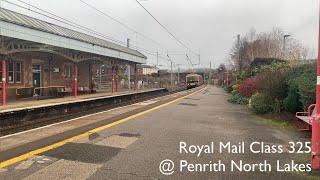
317;76;320;85
137;100;159;105
0;90;187;139
14;160;34;170
0;168;7;173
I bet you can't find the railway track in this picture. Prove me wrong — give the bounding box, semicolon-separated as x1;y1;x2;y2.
0;87;188;136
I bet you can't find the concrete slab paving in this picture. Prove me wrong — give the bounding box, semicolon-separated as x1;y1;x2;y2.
0;169;7;174
41;143;121;164
0;93;173;151
95;135;138;148
0;86;314;179
23;159;102;180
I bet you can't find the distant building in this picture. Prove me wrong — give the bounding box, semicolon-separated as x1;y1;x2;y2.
138;65;158;75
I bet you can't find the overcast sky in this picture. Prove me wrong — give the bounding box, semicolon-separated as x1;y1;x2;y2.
0;0;318;69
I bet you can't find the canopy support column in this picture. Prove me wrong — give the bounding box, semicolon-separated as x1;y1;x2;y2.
112;66;115;93
1;57;6;106
74;63;78;97
134;64;137;91
115;66;118;92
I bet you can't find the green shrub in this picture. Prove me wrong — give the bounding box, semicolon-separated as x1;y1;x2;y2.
231;85;237;95
286;61;316;111
228;94;249;105
291;74;316;111
250;60;289;76
239;70;249;80
226;84;233;93
283;86;301;113
256;69;288;101
249;93;274;114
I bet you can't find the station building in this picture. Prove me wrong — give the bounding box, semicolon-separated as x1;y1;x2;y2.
0;8;147;105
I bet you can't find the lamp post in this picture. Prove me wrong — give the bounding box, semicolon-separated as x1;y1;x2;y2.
283;34;291;60
236;34;240;82
226;67;229;86
126;64;131;89
171;61;173;87
74;63;78;97
203;68;206;85
99;64;105;89
229;52;237;81
156;64;162;88
209;62;212;85
115;66;118;92
167;54;174;87
178;67;180;86
175;64;182;86
111;66;115;93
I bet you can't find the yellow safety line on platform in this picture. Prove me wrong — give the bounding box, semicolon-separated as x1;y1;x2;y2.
0;86;207;168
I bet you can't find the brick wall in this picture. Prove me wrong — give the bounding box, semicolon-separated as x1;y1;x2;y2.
0;52;91;102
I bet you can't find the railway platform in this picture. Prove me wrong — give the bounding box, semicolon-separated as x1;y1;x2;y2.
0;87;178;138
0;88;162;113
0;86;197;163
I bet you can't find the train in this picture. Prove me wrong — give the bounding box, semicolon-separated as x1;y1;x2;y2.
186;73;204;89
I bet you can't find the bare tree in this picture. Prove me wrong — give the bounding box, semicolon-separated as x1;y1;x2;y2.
227;27;310;70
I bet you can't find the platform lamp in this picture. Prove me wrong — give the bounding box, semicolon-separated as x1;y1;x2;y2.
175;64;182;86
229;52;237;81
156;64;163;88
283;34;291;60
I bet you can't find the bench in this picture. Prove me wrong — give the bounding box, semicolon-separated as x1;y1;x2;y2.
78;87;91;94
296;104;316;131
16;86;33;98
34;86;66;97
58;87;72;96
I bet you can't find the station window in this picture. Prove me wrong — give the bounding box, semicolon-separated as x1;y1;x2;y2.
8;62;14;83
33;64;41;71
16;62;22;83
63;65;73;78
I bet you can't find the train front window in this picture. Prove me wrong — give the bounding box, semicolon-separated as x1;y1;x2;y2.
187;76;198;82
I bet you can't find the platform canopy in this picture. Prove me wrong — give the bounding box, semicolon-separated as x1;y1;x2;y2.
0;8;147;64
